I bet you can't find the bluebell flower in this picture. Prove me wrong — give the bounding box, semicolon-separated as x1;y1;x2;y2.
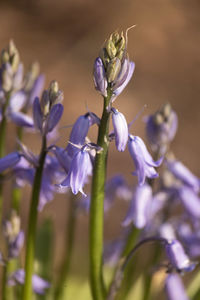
146;103;178;154
165;239;196;272
93;57;108;97
178;223;200;258
177;186;200;219
122;183;152;229
111;108;128;151
167;159;200;193
165;273;189;300
8;269;50;295
128;135;163;185
0;152;21;173
66;112;99;157
59;145;93;196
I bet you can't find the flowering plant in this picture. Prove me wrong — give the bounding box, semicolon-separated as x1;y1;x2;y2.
0;31;199;300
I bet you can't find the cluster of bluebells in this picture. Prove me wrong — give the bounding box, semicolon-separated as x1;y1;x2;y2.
0;32;199;300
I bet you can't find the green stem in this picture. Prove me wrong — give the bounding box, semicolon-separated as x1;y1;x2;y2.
22;137;47;300
54;193;77;300
0;93;10;225
89;90;112;300
12;126;24;213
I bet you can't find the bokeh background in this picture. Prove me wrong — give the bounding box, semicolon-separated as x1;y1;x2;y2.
0;0;200;298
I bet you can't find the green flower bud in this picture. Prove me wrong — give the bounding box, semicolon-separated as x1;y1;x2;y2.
49;80;63;104
107;57;121;83
106;39;117;59
111;31;120;44
41;90;50;116
99;48;110;68
8;40;18;57
163;103;171;118
116;34;125;53
154;112;163;125
2;69;13;92
11;51;20;72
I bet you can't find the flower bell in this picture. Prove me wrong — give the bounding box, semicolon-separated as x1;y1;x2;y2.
128;135;163;185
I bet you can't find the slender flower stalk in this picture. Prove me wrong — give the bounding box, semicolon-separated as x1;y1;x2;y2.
22;136;47;300
89;89;112;300
54;193;77;299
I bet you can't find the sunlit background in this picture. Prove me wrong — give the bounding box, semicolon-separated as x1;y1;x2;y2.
0;0;200;298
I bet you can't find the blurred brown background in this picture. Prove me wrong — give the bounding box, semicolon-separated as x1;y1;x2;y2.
0;0;200;297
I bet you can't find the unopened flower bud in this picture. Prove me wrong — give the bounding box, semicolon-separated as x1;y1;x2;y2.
2;64;13;91
106;39;117;59
107;57;121;83
1;50;9;64
48;80;63;105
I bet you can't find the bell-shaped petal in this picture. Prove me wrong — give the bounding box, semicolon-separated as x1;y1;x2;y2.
112;108;128;151
0;152;21;173
9;91;27;112
122;184;152;229
59;148;93;196
167;160;200;193
33;97;43;132
93;57;108;97
66;114;90;157
165;273;189;300
111;61;135;102
178;186;200;218
165;240;195;272
29;74;45;106
45;103;63;133
8;269;50;295
8;111;34;128
128;135;163;185
9;231;24;259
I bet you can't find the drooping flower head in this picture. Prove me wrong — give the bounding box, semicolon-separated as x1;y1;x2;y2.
128;135;163;185
111;107;128;152
93;29;135;101
59;143;94;196
122;183;152;229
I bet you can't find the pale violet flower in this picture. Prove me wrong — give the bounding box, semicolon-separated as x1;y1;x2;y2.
128;135;163;185
111;108;128;151
59;145;93;196
0;152;21;173
165;273;189;300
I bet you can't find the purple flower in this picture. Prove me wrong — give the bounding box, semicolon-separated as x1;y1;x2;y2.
165;273;189;300
93;57;108;97
122;184;152;229
8;269;50;295
128;135;163;185
8;231;24;259
165;240;195;272
146;103;178;153
167;160;200;193
66;112;99;157
177;186;200;219
111;108;128;151
0;152;21;173
59;145;93;196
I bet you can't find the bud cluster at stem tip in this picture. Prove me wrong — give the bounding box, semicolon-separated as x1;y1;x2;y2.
93;27;135;101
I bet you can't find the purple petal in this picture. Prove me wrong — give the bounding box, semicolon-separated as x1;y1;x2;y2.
165;240;195;272
122;184;152;228
112;108;128;151
165;273;189;300
167;160;200;193
33;97;43;132
66;114;90;157
178;186;200;218
0;152;21;173
9;231;24;258
9;91;27;112
111;61;135;102
8;111;34;128
46;103;63;133
93;57;108;97
59;149;92;196
29;74;45;106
